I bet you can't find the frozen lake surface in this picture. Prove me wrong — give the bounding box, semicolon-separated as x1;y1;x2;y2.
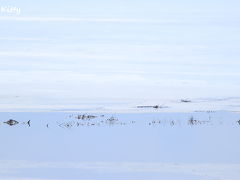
0;111;240;180
1;96;240;113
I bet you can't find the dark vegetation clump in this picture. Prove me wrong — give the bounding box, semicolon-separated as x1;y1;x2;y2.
106;116;118;125
188;116;198;125
58;121;75;129
4;119;19;126
188;116;209;125
76;114;97;120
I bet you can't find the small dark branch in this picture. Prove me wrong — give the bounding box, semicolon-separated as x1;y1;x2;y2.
170;120;175;126
27;120;31;127
137;105;168;109
181;99;191;103
137;105;156;108
237;120;240;125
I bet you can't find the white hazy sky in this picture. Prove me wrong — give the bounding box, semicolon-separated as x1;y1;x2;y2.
0;0;240;104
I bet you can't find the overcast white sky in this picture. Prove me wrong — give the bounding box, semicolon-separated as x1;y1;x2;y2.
0;0;240;105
